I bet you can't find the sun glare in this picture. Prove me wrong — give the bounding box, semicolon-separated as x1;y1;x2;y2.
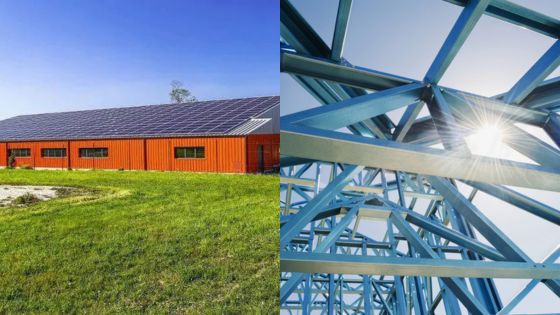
466;124;506;157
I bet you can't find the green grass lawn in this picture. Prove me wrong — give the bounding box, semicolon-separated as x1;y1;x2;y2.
0;169;279;314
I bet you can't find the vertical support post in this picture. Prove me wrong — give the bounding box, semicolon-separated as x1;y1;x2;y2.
331;0;353;61
386;219;407;315
302;221;316;315
362;240;372;315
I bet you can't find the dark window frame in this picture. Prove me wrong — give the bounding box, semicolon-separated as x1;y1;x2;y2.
174;146;205;159
41;148;67;158
8;148;31;157
79;148;109;158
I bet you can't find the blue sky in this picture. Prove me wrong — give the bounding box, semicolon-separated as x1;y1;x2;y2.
281;1;560;313
0;0;278;120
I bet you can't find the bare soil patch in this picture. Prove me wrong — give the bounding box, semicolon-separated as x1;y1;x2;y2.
0;185;64;206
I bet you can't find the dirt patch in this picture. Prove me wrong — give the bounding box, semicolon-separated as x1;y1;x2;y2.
0;185;96;207
0;185;60;207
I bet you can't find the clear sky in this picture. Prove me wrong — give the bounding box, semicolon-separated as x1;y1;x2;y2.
0;0;279;120
281;1;560;313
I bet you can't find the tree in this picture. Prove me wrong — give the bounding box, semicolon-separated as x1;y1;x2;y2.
169;80;197;104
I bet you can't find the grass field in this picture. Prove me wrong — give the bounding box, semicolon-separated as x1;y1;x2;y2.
0;169;279;314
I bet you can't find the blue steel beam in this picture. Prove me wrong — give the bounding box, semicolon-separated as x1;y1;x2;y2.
401;89;551;146
428;177;530;262
441;96;560;168
281;50;415;91
544;112;560;148
402;117;440;145
362;241;373;315
445;205;503;313
519;76;560;110
504;40;560;104
389;213;489;315
280;252;560;279
281;0;396;138
497;246;560;314
501;125;560;169
393;102;425;142
402;208;505;261
330;0;353;61
281;124;560;191
464;181;560;225
428;177;560;297
281;1;560;313
281;203;362;303
425;86;471;154
386;219;408;314
285;201;506;261
424;0;489;84
444;90;549;126
280;0;330;58
284;83;425;130
281;48;558;124
444;0;560;38
280;165;363;249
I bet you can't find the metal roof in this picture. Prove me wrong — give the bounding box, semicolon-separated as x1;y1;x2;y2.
227;118;272;135
0;96;279;141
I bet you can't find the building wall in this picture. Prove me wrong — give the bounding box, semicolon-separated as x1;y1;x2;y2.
246;134;280;173
216;137;247;172
248;105;280;135
69;139;145;170
0;136;263;173
5;141;69;169
0;143;6;167
146;137;246;173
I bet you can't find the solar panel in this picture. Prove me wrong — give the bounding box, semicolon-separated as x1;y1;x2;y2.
0;96;279;141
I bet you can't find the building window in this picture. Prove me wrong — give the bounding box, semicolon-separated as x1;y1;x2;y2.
79;148;108;158
8;148;31;157
41;148;67;158
175;147;205;159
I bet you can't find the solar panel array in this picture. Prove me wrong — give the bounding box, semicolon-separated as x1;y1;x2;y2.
0;96;279;141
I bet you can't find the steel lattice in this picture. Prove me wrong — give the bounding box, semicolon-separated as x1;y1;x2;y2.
280;0;560;314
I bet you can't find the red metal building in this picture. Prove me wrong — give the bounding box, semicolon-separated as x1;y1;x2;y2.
0;96;279;173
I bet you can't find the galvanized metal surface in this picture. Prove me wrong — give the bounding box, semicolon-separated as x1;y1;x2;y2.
280;0;560;313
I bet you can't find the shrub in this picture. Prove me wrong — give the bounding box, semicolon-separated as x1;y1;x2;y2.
12;193;41;206
7;154;15;169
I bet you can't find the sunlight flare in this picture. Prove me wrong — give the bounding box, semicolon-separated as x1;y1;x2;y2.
466;124;506;157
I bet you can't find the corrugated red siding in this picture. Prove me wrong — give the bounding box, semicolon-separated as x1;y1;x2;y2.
0;143;6;167
0;135;277;173
246;134;280;173
69;139;145;170
217;137;246;173
146;137;246;172
6;142;41;168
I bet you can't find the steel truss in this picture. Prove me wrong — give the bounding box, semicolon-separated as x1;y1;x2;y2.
280;0;560;314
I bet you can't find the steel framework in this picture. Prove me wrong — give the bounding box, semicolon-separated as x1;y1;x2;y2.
280;0;560;314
